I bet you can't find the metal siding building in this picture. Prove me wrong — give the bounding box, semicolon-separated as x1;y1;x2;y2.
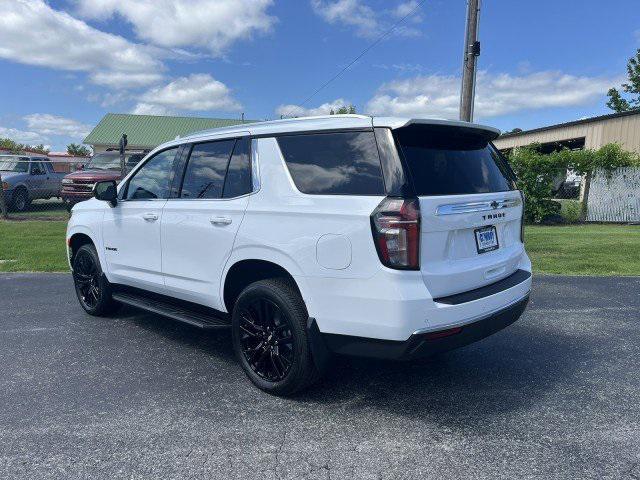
494;110;640;223
494;110;640;153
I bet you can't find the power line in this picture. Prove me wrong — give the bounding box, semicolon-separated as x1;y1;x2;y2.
282;0;428;118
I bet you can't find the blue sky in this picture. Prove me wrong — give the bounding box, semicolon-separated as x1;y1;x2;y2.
0;0;638;151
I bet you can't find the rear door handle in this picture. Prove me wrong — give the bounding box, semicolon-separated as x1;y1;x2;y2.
210;216;232;226
142;212;158;221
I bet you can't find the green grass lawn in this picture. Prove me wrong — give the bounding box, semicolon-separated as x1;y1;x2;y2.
525;224;640;276
0;220;68;272
14;200;70;220
0;220;638;275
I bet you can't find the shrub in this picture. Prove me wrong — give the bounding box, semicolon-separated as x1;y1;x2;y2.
508;146;565;223
507;143;640;223
559;200;582;224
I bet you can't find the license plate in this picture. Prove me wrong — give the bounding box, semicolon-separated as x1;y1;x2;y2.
474;226;499;254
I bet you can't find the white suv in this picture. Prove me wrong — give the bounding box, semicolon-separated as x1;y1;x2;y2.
67;115;531;395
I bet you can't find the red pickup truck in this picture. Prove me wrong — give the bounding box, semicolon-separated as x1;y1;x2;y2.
61;151;146;210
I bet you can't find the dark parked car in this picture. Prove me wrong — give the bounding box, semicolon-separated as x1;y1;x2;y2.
61;152;145;210
0;155;66;211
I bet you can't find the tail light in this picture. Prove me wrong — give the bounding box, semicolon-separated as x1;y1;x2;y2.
371;197;420;270
519;190;525;244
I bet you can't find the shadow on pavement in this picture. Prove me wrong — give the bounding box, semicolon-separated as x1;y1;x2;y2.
112;303;587;427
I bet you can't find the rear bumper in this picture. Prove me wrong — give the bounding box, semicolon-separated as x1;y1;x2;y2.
319;294;529;361
305;252;532;342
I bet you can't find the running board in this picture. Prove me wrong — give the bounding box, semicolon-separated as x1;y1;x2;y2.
112;292;230;330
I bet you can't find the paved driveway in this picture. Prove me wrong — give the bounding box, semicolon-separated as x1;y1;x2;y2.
0;273;639;479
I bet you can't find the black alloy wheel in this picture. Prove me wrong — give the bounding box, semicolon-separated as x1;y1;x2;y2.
72;244;119;316
238;298;295;382
73;248;101;310
232;278;322;395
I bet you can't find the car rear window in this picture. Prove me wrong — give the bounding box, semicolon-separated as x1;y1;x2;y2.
394;125;515;196
277;131;384;195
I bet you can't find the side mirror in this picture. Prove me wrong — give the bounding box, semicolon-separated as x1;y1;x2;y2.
93;180;118;207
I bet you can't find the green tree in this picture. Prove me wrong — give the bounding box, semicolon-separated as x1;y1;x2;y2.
31;144;49;155
0;138;48;155
330;105;357;115
607;48;640;112
67;143;91;156
504;128;523;135
0;138;23;153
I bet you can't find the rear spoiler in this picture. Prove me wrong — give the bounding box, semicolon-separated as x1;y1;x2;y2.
373;117;501;141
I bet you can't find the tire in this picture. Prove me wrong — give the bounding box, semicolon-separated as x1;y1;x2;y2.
72;243;120;316
232;278;321;395
11;188;30;212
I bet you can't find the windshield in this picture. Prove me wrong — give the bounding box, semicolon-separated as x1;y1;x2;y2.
87;153;144;171
86;154;122;170
0;156;29;173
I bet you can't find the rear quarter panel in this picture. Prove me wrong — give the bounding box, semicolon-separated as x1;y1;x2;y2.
224;137;385;316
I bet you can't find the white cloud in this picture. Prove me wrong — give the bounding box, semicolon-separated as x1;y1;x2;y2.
373;62;423;73
311;0;423;38
0;0;163;89
90;72;164;89
75;0;276;55
275;99;353;117
366;71;620;119
393;1;420;18
131;103;171;116
0;114;90;146
23;114;92;139
132;74;242;115
87;91;131;108
392;1;423;31
311;0;378;38
0;127;45;145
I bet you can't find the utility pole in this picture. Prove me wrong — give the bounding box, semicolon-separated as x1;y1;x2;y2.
460;0;481;122
119;133;127;177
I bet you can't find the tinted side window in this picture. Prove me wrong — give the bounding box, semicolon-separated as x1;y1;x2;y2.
223;137;251;198
44;161;55;173
180;140;235;199
31;162;46;174
277;131;384;195
126;154;144;169
125;147;178;200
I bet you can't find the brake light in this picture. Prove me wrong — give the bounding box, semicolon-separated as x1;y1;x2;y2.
519;190;525;244
371;197;420;270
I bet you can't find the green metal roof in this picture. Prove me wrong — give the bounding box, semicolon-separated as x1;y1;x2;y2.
83;113;258;148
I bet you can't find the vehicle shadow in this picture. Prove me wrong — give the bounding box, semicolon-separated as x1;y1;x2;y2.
111;307;585;424
114;306;237;365
296;319;585;424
